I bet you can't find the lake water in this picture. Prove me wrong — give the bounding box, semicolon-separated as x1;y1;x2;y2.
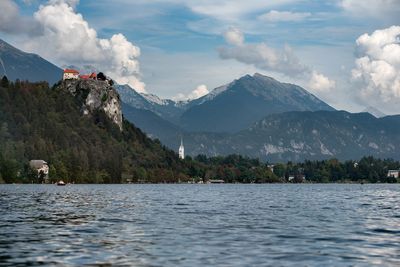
0;184;399;266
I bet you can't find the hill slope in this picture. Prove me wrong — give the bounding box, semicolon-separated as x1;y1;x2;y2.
121;102;182;141
0;39;62;85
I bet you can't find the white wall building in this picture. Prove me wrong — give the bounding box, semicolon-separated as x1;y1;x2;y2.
387;170;399;178
63;69;79;80
29;160;49;183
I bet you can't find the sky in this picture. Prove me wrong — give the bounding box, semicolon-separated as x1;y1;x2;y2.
0;0;400;114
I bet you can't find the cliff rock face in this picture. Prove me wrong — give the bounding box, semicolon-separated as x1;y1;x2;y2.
60;79;123;130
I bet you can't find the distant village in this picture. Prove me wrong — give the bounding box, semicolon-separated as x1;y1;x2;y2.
27;157;400;185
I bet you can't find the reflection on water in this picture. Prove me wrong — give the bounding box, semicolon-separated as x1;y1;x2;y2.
0;184;400;266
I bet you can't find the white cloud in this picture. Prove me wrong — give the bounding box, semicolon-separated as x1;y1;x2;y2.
308;71;336;92
0;0;19;30
258;10;311;22
180;0;299;21
18;0;145;92
340;0;400;19
89;0;300;23
140;47;261;99
49;0;80;8
174;84;209;100
219;27;336;95
351;26;400;111
0;0;42;35
223;27;244;46
189;84;209;99
219;28;308;77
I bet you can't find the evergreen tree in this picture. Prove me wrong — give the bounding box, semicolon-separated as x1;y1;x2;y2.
1;76;9;88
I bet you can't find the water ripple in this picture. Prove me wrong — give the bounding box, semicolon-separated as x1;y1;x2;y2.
0;184;400;266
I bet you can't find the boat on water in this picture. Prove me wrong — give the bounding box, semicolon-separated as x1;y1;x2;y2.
56;180;66;186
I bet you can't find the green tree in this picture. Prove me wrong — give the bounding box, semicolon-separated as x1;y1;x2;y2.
273;163;286;178
0;159;20;183
1;76;9;88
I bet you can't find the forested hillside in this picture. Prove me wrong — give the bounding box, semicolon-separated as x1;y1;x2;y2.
0;77;189;183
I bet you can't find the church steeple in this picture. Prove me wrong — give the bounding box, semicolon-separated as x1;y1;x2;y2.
179;137;185;159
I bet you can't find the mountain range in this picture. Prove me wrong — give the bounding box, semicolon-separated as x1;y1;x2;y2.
119;75;400;161
118;73;334;132
178;111;400;162
180;74;334;133
1;38;399;162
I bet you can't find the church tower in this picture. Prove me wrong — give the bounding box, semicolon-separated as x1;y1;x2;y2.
179;137;185;159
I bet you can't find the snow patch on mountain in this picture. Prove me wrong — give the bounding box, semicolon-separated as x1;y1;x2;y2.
368;142;379;150
320;142;334;156
194;83;231;105
263;144;287;154
142;93;170;106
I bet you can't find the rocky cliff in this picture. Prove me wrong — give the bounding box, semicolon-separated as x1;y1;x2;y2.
59;79;123;130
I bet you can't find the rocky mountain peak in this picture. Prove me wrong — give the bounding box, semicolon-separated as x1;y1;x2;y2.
253;72;276;81
59;79;123;130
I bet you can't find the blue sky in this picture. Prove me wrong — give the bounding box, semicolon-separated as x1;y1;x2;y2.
2;0;400;113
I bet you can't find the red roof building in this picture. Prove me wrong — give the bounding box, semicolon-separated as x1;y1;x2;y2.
79;72;97;80
63;69;80;80
64;69;79;74
63;69;98;81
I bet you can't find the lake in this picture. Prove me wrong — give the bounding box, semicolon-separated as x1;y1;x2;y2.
0;184;399;266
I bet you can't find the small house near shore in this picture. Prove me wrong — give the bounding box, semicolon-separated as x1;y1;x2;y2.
208;179;225;184
288;174;306;183
29;160;49;183
387;170;400;178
